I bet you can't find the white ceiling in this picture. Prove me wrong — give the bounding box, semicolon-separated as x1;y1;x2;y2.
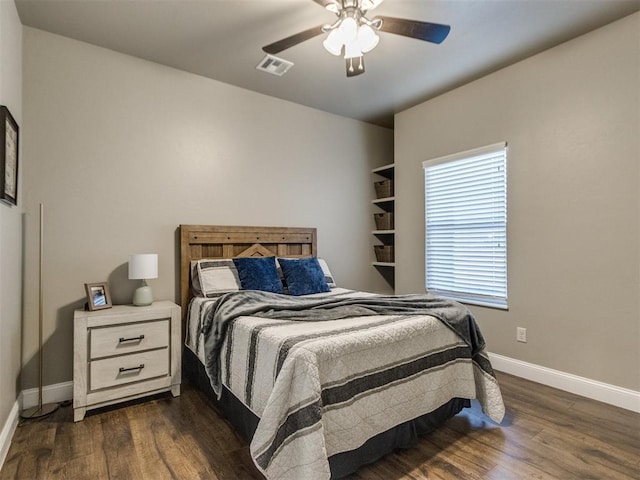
15;0;640;128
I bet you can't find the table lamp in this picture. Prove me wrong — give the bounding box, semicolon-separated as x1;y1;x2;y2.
129;253;158;306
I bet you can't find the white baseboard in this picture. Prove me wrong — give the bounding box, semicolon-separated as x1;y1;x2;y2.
21;381;73;409
488;352;640;413
0;400;20;471
0;382;73;470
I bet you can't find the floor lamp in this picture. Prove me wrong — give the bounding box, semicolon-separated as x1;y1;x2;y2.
21;203;59;419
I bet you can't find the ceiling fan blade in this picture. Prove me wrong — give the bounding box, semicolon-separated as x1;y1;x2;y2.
262;25;325;54
377;16;451;44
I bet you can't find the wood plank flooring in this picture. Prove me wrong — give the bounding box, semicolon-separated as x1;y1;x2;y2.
2;372;639;479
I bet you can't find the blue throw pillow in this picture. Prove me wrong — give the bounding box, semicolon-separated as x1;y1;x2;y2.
233;256;283;294
278;257;330;296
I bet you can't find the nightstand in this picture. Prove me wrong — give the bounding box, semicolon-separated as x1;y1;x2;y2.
73;301;181;422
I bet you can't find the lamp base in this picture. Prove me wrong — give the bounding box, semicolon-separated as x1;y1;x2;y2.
133;285;153;306
21;402;59;419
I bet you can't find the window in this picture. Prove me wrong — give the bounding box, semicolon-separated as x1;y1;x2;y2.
423;142;507;309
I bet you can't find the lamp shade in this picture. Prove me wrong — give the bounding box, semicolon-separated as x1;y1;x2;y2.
323;28;344;56
358;24;379;53
128;254;158;280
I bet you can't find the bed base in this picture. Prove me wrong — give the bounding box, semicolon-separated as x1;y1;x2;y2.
183;348;469;479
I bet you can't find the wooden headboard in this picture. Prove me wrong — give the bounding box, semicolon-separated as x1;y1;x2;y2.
179;225;317;327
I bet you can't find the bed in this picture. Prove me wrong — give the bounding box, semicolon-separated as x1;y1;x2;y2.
179;225;505;480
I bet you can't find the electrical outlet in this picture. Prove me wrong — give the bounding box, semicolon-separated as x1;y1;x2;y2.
516;327;527;343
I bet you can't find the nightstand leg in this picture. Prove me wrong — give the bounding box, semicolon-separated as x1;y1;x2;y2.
74;407;86;422
171;384;181;397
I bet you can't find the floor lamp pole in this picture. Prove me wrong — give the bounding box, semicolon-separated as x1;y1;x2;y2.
21;203;59;419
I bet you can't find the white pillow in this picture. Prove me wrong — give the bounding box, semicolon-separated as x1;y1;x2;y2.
317;258;337;288
192;259;241;297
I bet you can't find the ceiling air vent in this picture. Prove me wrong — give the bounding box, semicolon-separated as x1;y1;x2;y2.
256;54;294;76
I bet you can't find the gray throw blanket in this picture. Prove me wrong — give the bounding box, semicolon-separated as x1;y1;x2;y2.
201;290;485;396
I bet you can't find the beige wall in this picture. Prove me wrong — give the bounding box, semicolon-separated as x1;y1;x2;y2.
22;27;393;388
395;13;639;391
0;0;23;436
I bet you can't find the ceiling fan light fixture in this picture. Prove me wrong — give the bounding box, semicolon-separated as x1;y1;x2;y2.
343;41;362;59
357;23;379;53
340;16;359;43
323;11;380;59
323;28;344;56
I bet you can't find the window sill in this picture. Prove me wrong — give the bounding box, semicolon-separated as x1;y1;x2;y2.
427;291;509;311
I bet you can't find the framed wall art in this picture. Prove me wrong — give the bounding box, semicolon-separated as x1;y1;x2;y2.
0;106;19;207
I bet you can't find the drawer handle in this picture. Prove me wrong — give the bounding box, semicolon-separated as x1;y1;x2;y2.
119;364;145;373
119;335;145;343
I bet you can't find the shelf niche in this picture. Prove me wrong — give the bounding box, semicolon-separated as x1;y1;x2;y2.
371;163;395;290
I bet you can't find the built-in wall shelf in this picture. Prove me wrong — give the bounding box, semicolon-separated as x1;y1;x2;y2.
371;164;395;179
372;196;395;205
372;163;395;290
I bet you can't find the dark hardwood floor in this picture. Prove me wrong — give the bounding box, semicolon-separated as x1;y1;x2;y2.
2;372;639;479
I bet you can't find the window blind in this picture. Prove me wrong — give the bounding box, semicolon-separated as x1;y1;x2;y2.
423;142;508;309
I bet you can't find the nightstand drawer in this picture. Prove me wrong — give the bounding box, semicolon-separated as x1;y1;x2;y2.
90;319;169;359
90;348;169;391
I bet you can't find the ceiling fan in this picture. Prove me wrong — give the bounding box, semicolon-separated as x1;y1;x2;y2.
262;0;451;77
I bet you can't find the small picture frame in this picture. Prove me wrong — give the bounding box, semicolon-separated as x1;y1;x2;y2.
0;106;19;207
85;282;113;311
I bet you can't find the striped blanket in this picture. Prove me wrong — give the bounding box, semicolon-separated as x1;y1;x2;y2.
196;289;505;480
